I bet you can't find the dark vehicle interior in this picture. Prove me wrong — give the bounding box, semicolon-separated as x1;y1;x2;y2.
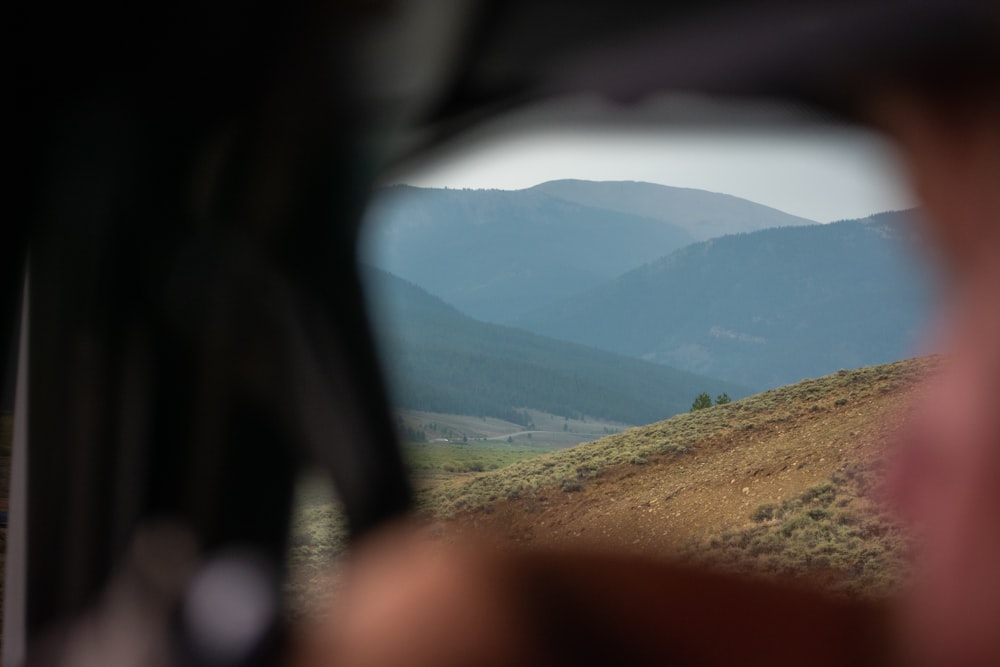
5;0;998;664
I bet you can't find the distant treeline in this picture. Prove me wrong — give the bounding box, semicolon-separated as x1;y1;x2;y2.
516;211;932;390
364;268;748;426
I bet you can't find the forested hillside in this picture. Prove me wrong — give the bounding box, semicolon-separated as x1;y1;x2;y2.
362;268;749;426
516;211;934;389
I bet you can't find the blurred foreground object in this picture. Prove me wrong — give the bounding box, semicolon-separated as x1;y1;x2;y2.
298;525;890;667
7;0;999;665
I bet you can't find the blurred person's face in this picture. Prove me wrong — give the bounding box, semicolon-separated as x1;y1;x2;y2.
877;90;1000;666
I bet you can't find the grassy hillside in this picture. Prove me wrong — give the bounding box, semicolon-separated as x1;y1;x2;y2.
289;357;937;612
423;356;937;597
516;211;934;389
363;268;750;426
532;179;815;241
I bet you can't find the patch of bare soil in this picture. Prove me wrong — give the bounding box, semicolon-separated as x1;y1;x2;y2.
449;369;928;563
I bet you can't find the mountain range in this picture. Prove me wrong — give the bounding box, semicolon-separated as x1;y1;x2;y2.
530;179;814;241
362;268;749;426
515;210;934;389
360;180;935;410
360;181;814;323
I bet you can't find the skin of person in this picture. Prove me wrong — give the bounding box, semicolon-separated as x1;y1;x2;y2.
295;88;1000;667
875;87;1000;667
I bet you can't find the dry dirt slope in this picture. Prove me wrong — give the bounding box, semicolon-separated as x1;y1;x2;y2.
425;356;939;596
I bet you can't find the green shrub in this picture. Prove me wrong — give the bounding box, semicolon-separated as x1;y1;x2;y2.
690;392;713;411
752;503;777;522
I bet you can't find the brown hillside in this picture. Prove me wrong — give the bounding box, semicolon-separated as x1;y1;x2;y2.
429;357;939;596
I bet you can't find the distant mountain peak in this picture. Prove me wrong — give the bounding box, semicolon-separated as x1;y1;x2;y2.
363;181;820;323
515;212;933;390
530;179;816;241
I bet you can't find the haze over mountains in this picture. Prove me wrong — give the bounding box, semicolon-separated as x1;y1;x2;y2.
516;211;933;389
360;180;935;418
363;268;748;426
361;181;814;323
531;180;814;241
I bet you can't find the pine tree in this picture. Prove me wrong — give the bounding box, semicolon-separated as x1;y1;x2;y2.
691;392;713;411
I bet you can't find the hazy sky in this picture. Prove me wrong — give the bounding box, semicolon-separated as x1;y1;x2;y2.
386;127;916;223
